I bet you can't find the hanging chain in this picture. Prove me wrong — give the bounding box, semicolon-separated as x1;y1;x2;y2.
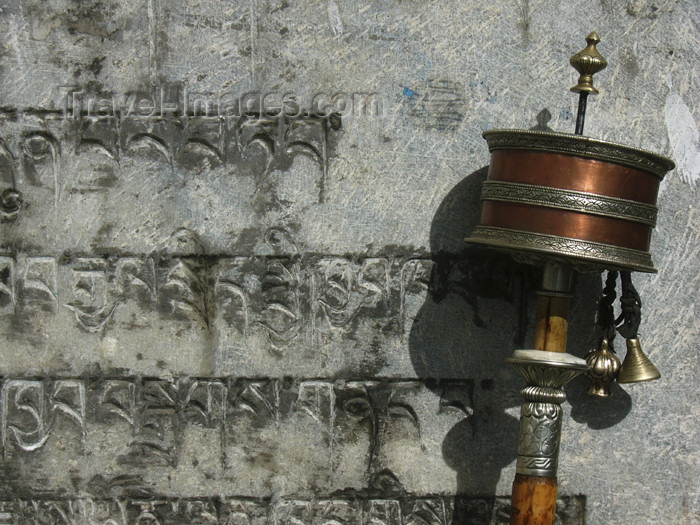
595;270;618;348
616;270;642;339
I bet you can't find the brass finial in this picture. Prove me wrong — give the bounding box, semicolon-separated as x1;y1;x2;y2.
570;31;608;95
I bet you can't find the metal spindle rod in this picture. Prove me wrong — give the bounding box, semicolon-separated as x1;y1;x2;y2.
575;92;588;135
509;31;608;525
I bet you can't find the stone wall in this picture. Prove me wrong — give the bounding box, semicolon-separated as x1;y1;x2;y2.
0;0;697;523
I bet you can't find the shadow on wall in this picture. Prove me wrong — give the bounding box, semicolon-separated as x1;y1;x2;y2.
408;164;631;522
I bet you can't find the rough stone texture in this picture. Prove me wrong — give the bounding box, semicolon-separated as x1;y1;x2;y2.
0;0;698;523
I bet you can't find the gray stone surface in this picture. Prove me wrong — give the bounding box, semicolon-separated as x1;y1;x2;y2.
0;0;698;523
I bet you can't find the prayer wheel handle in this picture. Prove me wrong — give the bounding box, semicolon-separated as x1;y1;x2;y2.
510;31;608;525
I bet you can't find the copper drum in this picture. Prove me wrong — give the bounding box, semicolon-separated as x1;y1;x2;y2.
466;130;675;272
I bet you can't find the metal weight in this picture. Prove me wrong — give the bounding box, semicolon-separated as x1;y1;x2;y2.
585;338;621;397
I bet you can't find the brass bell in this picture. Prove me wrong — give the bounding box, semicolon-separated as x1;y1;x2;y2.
617;337;661;383
585;338;621;398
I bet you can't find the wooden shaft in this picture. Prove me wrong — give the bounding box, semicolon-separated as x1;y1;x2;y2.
532;295;570;353
511;474;558;525
510;289;571;524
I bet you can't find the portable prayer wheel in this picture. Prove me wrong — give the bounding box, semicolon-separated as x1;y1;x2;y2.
472;129;672;273
465;32;674;525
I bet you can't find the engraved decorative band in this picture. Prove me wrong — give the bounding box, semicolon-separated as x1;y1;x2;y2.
516;400;562;477
483;129;675;179
481;181;658;226
508;354;586;478
517;456;558;477
466;226;656;272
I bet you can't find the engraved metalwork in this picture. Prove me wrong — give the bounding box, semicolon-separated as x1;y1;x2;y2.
507;350;587;477
516;401;562;476
481;181;658;226
482;129;675;179
585;338;621;398
520;386;566;404
467;226;656;273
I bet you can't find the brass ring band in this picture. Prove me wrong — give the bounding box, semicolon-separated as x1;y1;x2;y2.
466;226;656;273
481;181;658;226
482;129;675;178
